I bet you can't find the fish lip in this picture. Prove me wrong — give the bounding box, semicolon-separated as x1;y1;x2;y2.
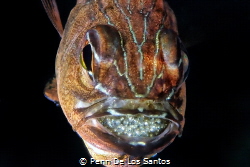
86;108;179;137
74;97;183;156
75;97;184;139
80;118;180;157
76;97;183;123
86;116;178;143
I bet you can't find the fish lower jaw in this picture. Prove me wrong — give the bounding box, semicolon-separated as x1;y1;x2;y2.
97;114;170;139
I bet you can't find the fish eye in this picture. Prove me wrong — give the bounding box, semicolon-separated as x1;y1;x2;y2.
80;44;93;72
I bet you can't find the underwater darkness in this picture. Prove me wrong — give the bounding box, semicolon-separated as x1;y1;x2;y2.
1;0;250;166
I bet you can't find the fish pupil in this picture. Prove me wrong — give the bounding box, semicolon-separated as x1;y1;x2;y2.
82;44;92;71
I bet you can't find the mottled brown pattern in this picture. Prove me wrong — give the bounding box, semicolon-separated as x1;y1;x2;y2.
42;0;189;166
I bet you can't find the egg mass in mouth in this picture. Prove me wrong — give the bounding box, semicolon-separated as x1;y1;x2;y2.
98;114;169;138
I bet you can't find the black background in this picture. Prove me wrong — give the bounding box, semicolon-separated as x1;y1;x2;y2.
1;0;250;167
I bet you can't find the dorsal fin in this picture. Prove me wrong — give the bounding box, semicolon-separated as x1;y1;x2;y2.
41;0;64;37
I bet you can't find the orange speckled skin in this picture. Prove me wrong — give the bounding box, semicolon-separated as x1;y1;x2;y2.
52;0;188;166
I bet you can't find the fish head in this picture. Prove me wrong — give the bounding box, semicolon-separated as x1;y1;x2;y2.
55;0;189;163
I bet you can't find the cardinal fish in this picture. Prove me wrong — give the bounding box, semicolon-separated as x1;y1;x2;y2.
42;0;189;166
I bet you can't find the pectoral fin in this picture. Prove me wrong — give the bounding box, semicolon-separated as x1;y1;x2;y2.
44;76;59;106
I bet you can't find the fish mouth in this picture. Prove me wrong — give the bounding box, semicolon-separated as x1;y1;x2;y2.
98;114;169;138
76;97;183;142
